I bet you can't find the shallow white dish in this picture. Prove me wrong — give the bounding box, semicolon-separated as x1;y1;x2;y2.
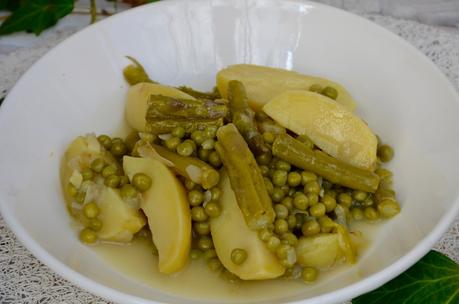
1;0;459;303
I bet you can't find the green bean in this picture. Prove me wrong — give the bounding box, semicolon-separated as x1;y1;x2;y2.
123;56;155;85
272;134;380;192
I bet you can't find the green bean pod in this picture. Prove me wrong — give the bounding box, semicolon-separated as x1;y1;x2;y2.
272;134;380;192
146;118;224;134
215;124;275;229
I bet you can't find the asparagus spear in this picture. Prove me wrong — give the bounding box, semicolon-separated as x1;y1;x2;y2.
215;124;275;230
146;118;224;134
228;80;270;156
147;95;228;120
150;144;220;189
272;134;380;192
123;56;156;85
177;86;221;100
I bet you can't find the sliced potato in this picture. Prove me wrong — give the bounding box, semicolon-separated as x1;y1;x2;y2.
123;156;191;274
264;91;377;170
217;64;356;111
296;234;343;269
61;135;145;243
210;172;285;280
125;83;196;132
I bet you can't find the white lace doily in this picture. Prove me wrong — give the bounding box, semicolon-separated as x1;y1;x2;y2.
0;14;458;304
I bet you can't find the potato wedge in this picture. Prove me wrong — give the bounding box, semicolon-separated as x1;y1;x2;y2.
217;64;356;111
210;172;285;280
125;83;195;132
264;91;377;170
123;156;191;274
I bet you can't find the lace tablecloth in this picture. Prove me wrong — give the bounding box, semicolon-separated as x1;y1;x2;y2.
0;13;458;304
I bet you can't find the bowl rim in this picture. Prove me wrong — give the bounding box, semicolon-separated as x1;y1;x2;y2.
1;0;459;303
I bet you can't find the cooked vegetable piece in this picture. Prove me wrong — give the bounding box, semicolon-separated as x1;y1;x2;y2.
215;124;275;229
217;64;356;111
123;56;155;85
296;234;343;269
210;172;285;279
264;90;377;170
272;134;380;192
177;86;221;100
123;156;191;274
126;83;196;132
227;80;270;155
146;118;225;134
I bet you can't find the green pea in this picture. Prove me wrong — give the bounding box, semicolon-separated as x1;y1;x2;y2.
302;220;320;236
132;173;152;192
302;267;318;282
337;193;353;208
201;138;215;150
321;86;338;100
75;191;86;204
287;214;297;229
301;171;317;185
293;193;309;210
90;158;105;173
307;193;319;205
89;218;103;231
184;179;196;190
79;228;97;244
263;132;275;144
325;189;338;199
198;148;210;161
275;160;291;171
281;233;298;246
257;153;272;166
309;84;323;93
309;203;326;218
194;221;210;235
191;206;208;222
281;197;293;211
83;202;99;219
362;196;374;207
208;151;222;167
197;236;213;250
271;187;285;203
111;141;127;157
205;202;221;218
190;249;201;260
102;165;117;178
364;206;380;221
207;258;223;272
97;135;112;150
264;178;274;195
67;183;78;197
171;126;186;139
231;248;248;265
81;168;94;181
287;172;302;187
275;244;291;260
188;190;204;206
375;168;393;179
266;236;281;251
165;136;181;150
351;208;364;221
210;187;221;201
322;195;337;212
274;219;289;234
191;130;205;145
258;228;272;242
272;170;288;187
377;199;400;218
297;135;315;150
353;190;368;202
176;141;194;156
203;249;217;261
378;144;394;162
318;216;335;233
274;204;289;219
104;175;120;188
304;180;321;194
260;165;270;176
203;126;217;139
140;132;156;144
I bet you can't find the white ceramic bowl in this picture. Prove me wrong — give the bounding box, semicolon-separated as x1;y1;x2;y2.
1;0;459;303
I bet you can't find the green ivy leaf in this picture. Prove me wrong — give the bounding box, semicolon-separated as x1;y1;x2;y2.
0;0;22;11
353;250;459;304
0;0;74;36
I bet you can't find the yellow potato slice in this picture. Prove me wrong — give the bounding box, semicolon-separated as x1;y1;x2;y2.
125;83;196;132
123;156;191;274
217;64;356;111
296;234;343;269
264;91;377;170
210;172;285;280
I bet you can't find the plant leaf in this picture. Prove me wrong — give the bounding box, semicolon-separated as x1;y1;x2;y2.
0;0;22;11
0;0;74;36
353;250;459;304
